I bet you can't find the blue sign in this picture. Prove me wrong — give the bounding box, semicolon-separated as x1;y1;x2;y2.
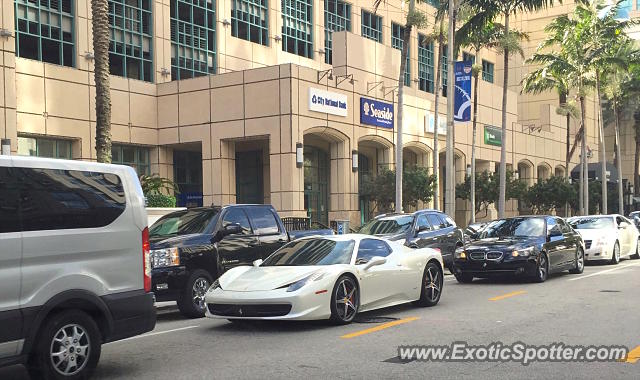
360;97;394;129
454;61;473;122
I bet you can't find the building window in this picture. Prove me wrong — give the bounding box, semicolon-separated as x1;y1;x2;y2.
462;52;475;65
232;0;268;46
482;59;494;83
441;44;448;97
108;0;153;82
170;0;216;80
281;0;313;58
15;0;74;67
392;23;410;87
417;34;434;93
18;136;72;159
111;145;150;177
361;10;382;43
324;0;351;64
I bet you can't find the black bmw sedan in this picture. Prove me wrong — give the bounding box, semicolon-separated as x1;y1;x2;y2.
452;216;585;283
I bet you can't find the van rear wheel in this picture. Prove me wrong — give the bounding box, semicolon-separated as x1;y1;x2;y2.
178;270;213;318
27;309;101;380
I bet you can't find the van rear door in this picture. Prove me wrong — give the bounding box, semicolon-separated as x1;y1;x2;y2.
0;158;23;358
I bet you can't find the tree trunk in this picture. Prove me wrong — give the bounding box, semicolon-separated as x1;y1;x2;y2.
614;103;624;214
445;0;456;218
635;112;640;197
580;95;588;215
596;73;607;214
561;91;570;217
433;24;444;211
92;0;112;163
395;0;415;213
498;12;509;218
471;72;479;224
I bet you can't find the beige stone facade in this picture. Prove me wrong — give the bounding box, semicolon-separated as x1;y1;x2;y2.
0;0;606;226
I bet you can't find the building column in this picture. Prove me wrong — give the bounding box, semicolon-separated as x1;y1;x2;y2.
1;2;17;153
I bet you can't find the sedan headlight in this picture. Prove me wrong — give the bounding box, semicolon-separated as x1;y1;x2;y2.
286;271;326;292
455;247;466;259
150;247;180;268
512;247;534;257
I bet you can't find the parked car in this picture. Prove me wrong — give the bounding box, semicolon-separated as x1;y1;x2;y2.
358;210;464;270
0;155;156;379
629;211;640;229
452;216;584;283
205;235;443;324
149;204;334;318
567;215;640;264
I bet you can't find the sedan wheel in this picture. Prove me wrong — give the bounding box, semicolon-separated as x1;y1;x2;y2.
570;248;584;274
330;276;359;325
610;241;620;265
534;253;548;283
414;262;443;307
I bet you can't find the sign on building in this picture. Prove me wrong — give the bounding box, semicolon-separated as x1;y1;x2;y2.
484;126;503;146
425;112;447;135
454;61;473;122
360;97;394;129
308;88;348;117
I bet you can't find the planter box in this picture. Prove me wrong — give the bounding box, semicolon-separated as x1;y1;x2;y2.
146;207;186;227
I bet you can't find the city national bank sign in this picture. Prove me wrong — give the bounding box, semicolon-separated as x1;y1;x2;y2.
309;88;348;117
360;97;394;129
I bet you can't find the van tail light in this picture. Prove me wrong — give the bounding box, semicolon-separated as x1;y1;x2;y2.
142;227;152;292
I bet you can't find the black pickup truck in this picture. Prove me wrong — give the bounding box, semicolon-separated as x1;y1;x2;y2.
148;204;333;318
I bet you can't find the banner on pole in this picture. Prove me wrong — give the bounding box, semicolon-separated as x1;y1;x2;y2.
454;61;473;122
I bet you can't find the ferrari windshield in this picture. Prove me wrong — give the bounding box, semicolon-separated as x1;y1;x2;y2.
568;217;614;229
262;239;355;266
359;216;414;235
481;217;545;238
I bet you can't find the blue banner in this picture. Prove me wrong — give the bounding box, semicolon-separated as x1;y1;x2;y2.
360;97;394;129
454;61;473;122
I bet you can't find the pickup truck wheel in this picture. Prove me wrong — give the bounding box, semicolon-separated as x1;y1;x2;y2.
27;309;101;380
178;270;213;318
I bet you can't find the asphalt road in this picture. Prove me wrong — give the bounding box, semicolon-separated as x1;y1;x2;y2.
3;260;640;379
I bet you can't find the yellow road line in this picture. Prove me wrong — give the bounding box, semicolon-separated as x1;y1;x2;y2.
341;317;419;339
625;345;640;363
489;290;527;301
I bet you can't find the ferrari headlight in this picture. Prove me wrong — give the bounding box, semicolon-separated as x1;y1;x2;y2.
150;247;180;268
208;279;221;292
512;247;534;257
286;271;326;292
455;247;466;259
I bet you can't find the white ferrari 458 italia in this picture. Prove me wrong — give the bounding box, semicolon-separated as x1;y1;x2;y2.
205;234;444;324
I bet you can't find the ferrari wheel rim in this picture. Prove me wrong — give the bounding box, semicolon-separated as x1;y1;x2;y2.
335;278;358;321
425;266;442;302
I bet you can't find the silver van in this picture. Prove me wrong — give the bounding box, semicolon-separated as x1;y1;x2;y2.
0;155;156;379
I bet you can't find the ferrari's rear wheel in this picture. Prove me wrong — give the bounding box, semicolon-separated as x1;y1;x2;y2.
330;275;359;325
414;261;443;307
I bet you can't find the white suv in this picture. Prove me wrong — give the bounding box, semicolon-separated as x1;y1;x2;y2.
0;155;156;379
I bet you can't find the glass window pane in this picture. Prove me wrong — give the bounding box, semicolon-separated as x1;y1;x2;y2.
18;137;37;156
37;139;55;158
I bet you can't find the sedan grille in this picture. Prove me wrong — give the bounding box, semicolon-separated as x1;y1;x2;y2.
584;240;592;249
208;303;292;317
469;251;486;260
486;251;503;260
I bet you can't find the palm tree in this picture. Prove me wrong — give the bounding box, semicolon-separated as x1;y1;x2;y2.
456;21;500;223
470;0;558;218
92;0;112;163
374;0;428;212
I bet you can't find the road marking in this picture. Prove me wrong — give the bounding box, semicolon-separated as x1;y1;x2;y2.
341;317;419;339
625;345;640;363
568;262;640;282
489;290;526;301
111;325;199;344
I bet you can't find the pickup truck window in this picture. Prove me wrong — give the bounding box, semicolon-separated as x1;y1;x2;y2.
150;209;218;237
222;208;252;235
246;207;280;235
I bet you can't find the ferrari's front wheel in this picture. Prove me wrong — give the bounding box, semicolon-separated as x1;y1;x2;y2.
330;275;359;325
414;261;443;307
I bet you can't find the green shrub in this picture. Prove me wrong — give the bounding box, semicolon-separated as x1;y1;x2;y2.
146;194;177;208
